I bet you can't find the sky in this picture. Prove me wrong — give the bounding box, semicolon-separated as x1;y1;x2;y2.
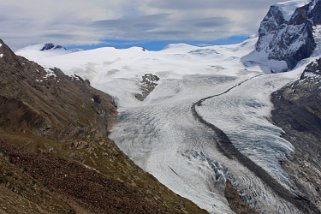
0;0;282;50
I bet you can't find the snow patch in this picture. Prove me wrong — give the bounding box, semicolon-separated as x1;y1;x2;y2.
44;68;57;79
242;50;288;73
303;71;321;78
35;79;43;83
71;75;82;81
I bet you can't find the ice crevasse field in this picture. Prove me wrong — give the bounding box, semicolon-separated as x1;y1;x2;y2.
16;31;321;213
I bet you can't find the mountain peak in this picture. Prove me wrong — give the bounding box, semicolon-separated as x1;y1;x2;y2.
254;0;321;71
40;43;66;51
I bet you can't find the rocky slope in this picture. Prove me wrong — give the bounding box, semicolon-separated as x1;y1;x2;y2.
0;39;206;214
255;0;321;71
271;58;321;212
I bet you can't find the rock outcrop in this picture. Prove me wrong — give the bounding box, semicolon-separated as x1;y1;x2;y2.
135;74;160;101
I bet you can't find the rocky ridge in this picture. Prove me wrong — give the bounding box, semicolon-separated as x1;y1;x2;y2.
271;58;321;212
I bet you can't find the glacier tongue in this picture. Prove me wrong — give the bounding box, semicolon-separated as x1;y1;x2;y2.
110;72;301;214
197;74;296;191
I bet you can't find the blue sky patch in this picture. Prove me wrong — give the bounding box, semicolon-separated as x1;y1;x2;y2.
66;35;248;51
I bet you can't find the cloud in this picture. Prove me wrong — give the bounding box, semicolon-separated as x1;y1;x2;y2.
0;0;281;49
146;0;278;10
91;14;231;40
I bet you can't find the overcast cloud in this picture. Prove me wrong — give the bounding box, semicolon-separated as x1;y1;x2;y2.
0;0;281;49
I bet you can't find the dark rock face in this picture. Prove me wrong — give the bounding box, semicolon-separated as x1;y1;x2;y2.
256;0;321;70
271;58;321;212
41;43;66;51
92;95;102;104
310;0;321;24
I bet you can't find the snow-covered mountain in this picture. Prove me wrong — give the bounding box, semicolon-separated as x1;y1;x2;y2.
244;0;321;72
16;41;259;108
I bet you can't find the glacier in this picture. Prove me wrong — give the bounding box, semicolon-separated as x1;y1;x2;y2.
16;36;316;213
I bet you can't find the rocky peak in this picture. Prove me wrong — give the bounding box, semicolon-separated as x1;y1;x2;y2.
41;43;66;51
256;6;285;46
255;0;321;71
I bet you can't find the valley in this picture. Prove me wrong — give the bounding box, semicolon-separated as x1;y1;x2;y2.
7;0;321;213
17;37;318;213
